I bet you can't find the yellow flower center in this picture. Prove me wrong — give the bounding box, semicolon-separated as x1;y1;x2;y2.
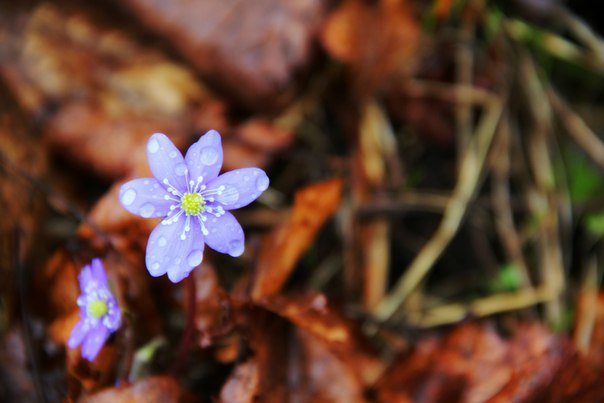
181;192;205;216
87;300;108;319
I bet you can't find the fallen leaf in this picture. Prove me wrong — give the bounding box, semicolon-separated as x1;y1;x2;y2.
320;0;420;96
119;0;326;110
0;3;224;179
222;306;369;402
374;322;604;402
219;360;259;403
296;329;365;403
79;376;190;402
251;178;344;300
262;293;352;345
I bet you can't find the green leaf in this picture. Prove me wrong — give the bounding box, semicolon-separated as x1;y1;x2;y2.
585;212;604;237
559;150;604;203
490;263;522;293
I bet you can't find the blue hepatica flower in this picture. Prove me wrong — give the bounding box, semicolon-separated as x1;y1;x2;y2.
68;259;121;361
119;130;269;283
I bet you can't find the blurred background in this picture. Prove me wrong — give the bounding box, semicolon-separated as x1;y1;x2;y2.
1;0;603;401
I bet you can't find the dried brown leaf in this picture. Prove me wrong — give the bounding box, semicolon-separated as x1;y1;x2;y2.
219;360;259;403
251;178;344;300
297;329;365;403
0;3;225;179
222;306;370;402
261;293;384;386
263;293;352;346
79;376;190;402
374;322;604;402
320;0;420;95
119;0;326;110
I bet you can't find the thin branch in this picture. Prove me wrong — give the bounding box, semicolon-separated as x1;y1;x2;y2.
548;88;604;169
406;286;557;328
372;93;504;322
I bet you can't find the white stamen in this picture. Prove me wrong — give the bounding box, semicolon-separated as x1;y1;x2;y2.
193;176;205;192
162;178;183;197
162;209;184;225
197;216;209;236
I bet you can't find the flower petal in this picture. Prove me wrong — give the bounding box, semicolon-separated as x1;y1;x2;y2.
78;264;93;292
67;320;89;349
119;178;176;218
203;211;245;257
185;130;223;184
146;133;188;192
82;324;109;361
104;299;122;331
90;258;107;286
145;215;205;282
205;168;269;210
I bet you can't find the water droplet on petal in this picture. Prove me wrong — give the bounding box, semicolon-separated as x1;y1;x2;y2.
158;237;167;247
200;147;218;165
217;185;239;205
148;261;163;276
120;189;136;206
174;257;182;265
140;203;155;218
147;139;159;153
169;150;178;158
228;240;244;257
256;175;269;192
187;250;203;267
175;163;187;176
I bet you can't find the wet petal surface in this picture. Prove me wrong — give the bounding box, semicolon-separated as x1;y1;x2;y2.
185;129;223;184
90;258;107;285
146;216;205;282
204;211;245;257
82;324;109;361
77;265;93;292
147;133;188;192
67;320;89;348
206;168;268;210
119;178;175;218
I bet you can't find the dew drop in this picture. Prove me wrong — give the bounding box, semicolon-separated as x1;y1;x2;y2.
147;138;160;154
200;147;218;165
120;189;136;206
228;240;244;257
151;262;160;271
174;257;182;265
158;236;167;247
169;150;178;158
187;250;203;267
140;203;155;218
256;175;269;192
175;163;187;176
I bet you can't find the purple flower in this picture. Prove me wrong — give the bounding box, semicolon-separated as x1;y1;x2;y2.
68;259;121;361
119;130;269;282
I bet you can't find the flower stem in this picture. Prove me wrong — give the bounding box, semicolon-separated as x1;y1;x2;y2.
171;274;197;377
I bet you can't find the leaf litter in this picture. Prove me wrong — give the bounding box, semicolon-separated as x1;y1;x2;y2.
1;0;604;402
